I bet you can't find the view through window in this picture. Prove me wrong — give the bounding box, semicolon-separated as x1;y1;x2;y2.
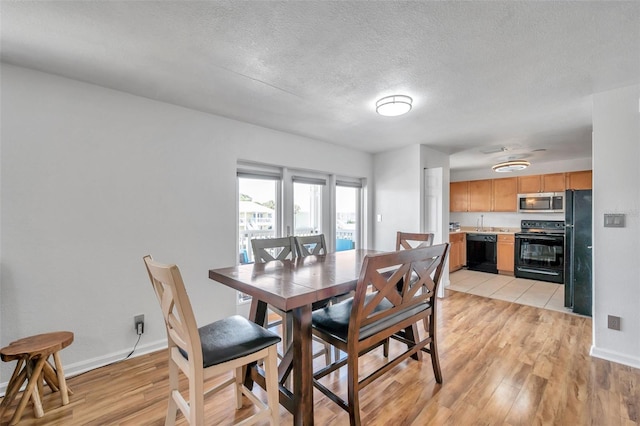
293;182;322;236
336;185;358;251
238;177;278;264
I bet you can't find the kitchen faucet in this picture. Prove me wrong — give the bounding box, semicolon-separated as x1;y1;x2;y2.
476;214;484;231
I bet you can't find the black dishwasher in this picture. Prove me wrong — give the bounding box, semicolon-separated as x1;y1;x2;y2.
466;233;498;274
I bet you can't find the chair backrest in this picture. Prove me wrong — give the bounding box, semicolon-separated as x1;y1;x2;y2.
251;236;297;263
295;234;327;257
143;255;202;367
348;243;449;341
396;231;435;250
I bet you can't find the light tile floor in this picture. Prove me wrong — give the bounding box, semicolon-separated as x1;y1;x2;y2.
447;269;573;314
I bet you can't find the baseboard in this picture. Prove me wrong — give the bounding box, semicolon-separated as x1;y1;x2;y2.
590;345;640;369
0;338;167;396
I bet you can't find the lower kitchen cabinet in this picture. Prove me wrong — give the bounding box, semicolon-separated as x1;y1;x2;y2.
449;232;466;272
497;234;515;274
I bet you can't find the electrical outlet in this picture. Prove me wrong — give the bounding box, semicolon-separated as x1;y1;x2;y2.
134;314;145;335
607;315;621;331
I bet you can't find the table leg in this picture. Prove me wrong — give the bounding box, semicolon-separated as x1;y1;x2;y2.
292;304;313;426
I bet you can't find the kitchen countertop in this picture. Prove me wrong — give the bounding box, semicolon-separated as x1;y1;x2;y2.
450;227;520;235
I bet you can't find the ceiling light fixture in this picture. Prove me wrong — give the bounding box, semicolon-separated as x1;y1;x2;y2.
376;95;412;117
492;160;530;173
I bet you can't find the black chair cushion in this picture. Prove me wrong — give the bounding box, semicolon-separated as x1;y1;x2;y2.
180;315;281;368
312;294;429;343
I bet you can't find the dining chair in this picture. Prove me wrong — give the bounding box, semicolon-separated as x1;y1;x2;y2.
396;231;434;250
143;255;280;426
294;234;327;257
396;231;435;340
251;236;332;365
311;243;449;426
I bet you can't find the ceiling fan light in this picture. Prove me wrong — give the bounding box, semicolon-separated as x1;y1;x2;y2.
376;95;412;117
492;160;530;173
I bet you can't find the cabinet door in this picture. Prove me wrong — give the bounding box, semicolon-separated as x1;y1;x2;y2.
492;177;517;211
448;233;465;272
497;234;515;273
567;170;592;190
450;181;469;212
517;175;541;193
468;180;492;212
542;173;566;192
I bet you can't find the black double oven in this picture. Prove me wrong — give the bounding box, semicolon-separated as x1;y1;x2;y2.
514;220;565;284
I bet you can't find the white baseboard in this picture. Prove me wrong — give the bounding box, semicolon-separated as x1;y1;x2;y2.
590;345;640;369
0;338;167;396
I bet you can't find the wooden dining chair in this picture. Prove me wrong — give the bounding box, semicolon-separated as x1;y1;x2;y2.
143;255;280;426
311;243;449;426
294;234;327;257
396;231;434;250
396;231;435;339
251;236;332;365
251;236;297;263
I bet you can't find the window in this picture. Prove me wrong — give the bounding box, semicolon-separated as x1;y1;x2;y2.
238;171;280;264
293;176;325;236
336;180;361;251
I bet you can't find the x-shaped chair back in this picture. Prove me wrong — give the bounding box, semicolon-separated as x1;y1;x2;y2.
396;231;435;251
251;236;297;263
295;234;327;257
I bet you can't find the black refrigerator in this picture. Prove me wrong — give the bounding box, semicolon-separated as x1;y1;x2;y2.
564;189;593;316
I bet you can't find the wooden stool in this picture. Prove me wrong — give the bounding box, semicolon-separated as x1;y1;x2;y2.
0;331;74;425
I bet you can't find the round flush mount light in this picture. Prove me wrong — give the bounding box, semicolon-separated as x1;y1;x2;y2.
492;160;530;173
376;95;413;117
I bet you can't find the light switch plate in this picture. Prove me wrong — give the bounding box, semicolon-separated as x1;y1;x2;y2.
604;213;625;228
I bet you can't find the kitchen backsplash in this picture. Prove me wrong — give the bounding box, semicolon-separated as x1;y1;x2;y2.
450;211;564;230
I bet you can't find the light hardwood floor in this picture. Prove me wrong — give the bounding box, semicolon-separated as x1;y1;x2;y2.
2;290;639;425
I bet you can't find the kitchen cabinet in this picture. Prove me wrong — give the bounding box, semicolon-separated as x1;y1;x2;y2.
468;179;492;212
517;173;566;193
492;177;517;211
497;234;515;274
566;170;592;190
449;232;466;272
450;181;469;212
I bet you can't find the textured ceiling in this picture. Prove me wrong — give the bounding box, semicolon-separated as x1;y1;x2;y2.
2;1;639;171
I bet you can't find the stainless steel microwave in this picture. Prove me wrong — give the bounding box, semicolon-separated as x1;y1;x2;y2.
517;192;565;213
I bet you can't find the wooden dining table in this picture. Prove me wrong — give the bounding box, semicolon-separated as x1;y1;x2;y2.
209;249;378;426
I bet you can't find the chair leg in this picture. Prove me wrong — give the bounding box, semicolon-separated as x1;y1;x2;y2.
383;338;389;358
265;345;280;425
234;367;243;409
429;317;443;383
189;367;205;426
347;354;361;426
165;359;179;426
323;342;331;365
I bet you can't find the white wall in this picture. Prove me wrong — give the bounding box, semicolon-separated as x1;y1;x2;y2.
591;84;640;368
372;144;423;251
0;65;373;384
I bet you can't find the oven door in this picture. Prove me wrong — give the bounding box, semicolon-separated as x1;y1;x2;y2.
514;233;564;283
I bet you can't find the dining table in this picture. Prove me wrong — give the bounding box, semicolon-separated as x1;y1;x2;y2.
208;249;378;426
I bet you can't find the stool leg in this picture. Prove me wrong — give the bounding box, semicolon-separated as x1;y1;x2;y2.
10;356;46;425
0;359;27;416
52;351;70;405
42;360;61;392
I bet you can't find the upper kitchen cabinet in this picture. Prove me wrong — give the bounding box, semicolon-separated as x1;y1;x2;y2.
450;181;469;212
566;170;592;190
468;179;493;211
517;173;565;193
492;177;517;211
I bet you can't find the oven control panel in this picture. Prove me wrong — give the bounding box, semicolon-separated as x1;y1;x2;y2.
520;220;565;234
